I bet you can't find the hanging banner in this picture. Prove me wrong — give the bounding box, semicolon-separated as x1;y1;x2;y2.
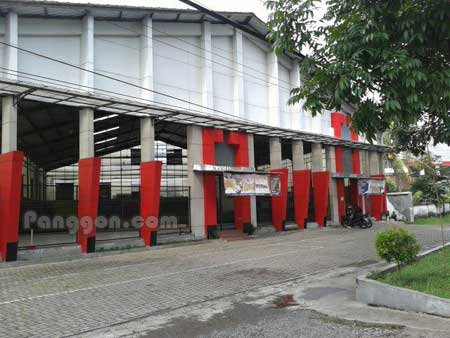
358;179;385;195
223;173;279;196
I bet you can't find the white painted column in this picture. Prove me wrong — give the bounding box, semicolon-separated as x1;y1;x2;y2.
187;126;205;238
140;15;154;102
1;96;17;153
378;152;385;175
201;22;214;112
270;137;282;170
326;146;339;224
233;29;245;118
79;108;95;159
369;151;380;175
140;16;155;162
248;134;257;226
140;118;155;162
290;62;302;130
292;140;306;171
80;14;94;90
311;143;323;172
267;52;280;127
4;11;18;80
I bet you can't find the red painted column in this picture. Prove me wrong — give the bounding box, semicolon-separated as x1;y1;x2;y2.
226;132;251;231
312;171;330;227
293;170;311;229
202;128;223;238
370;174;387;221
78;157;101;253
0;151;24;262
271;169;288;232
140;161;162;246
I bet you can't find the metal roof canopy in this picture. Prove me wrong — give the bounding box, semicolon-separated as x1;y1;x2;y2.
0;79;392;153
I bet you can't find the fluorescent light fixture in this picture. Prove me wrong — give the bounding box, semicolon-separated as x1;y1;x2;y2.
94;114;118;122
95;137;117;145
94;126;120;135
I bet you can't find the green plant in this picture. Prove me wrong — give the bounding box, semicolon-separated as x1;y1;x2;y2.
412;191;424;206
385;177;398;193
375;229;420;270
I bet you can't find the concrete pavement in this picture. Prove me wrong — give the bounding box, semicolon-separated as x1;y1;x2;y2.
1;222;450;337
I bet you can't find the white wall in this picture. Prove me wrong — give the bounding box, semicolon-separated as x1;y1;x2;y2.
2;14;346;138
278;63;291;128
18;18;81;88
153;36;202;111
243;36;268;123
212;36;233;114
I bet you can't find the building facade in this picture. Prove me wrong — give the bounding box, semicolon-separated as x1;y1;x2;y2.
0;1;390;261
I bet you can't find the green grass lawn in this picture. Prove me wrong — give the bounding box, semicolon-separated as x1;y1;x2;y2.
373;246;450;299
414;213;450;226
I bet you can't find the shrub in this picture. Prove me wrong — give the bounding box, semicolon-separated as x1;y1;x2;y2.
375;229;420;270
412;191;423;206
385;177;398;193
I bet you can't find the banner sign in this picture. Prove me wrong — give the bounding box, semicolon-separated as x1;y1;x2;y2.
224;173;279;196
358;179;385;195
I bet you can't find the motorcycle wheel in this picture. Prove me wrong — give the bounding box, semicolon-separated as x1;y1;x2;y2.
365;218;373;228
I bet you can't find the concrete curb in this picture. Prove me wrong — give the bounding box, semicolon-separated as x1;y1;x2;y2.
356;242;450;318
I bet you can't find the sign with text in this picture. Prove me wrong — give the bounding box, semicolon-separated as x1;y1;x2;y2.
358;179;385;195
224;173;279;196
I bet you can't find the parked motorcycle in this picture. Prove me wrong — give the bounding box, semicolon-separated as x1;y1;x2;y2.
342;205;373;229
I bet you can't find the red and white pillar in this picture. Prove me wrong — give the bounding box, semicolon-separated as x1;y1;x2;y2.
78;107;101;254
0;96;24;262
140;117;162;246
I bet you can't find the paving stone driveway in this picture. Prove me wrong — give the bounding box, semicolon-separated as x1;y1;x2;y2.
0;223;448;338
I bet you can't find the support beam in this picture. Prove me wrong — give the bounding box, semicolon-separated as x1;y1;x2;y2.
78;107;99;254
140;15;154;101
248;134;257;226
267;52;280;126
369;151;381;175
2;96;18;153
201;21;214;112
79;107;95;159
311;143;323;172
326;146;340;225
4;11;18;81
292;140;306;171
269;137;282;169
80;14;94;90
187;126;205;238
140;117;155;162
233;29;244;118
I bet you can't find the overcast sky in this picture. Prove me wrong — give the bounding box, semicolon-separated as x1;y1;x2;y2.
41;0;450;160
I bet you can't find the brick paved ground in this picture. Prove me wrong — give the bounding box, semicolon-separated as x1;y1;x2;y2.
1;223;449;338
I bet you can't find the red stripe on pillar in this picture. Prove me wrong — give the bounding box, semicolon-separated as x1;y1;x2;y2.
312;171;330;227
293;170;311;229
352;150;361;174
271;169;288;232
370;174;387;221
78;157;101;254
226;131;251;230
202;128;224;235
140;161;162;247
0;151;24;262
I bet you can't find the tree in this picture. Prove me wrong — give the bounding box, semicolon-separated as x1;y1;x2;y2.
266;0;450;154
